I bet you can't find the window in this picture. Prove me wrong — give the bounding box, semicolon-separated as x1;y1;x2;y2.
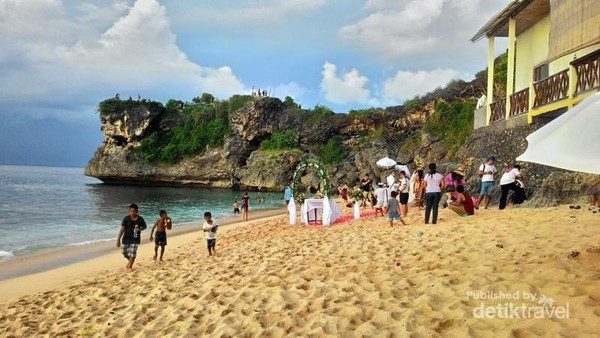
534;63;549;82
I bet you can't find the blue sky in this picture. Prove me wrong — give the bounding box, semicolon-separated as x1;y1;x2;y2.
0;0;508;166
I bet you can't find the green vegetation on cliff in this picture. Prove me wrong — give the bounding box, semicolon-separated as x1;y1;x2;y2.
138;118;229;163
139;94;252;164
98;98;164;116
307;104;335;125
424;100;475;157
314;138;347;164
348;107;379;116
260;131;299;151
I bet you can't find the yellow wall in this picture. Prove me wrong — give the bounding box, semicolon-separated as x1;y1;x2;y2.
514;16;550;91
549;43;600;74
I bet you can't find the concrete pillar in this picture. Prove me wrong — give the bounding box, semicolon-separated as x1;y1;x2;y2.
505;17;516;119
486;37;495;126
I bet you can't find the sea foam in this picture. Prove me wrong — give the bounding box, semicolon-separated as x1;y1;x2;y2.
0;250;15;261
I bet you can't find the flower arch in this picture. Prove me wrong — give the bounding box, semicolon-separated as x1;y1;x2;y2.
291;159;331;203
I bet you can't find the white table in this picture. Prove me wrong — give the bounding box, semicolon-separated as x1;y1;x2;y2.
303;198;323;224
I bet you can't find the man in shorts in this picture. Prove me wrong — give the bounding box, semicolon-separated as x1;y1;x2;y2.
587;176;600;209
477;156;497;209
150;210;171;261
398;171;410;217
116;203;147;270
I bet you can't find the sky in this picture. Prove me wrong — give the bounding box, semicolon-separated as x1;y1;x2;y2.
0;0;509;167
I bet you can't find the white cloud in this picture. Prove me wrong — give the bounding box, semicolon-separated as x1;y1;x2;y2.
340;0;444;58
383;68;460;102
364;0;405;10
0;0;246;118
340;0;504;60
269;82;307;102
320;62;371;104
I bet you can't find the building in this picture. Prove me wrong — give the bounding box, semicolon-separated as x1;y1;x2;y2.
472;0;600;129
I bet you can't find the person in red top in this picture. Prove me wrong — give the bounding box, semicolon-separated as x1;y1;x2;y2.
449;185;475;216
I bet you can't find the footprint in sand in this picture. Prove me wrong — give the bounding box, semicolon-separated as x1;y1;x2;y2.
567;250;580;259
586;246;600;254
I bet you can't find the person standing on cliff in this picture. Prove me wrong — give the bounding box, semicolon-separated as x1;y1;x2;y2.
116;203;147;270
241;192;250;221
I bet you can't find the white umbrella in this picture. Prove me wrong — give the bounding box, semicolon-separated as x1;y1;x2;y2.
376;157;397;169
517;92;600;174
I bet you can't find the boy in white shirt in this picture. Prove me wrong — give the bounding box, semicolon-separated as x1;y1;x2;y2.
202;212;218;256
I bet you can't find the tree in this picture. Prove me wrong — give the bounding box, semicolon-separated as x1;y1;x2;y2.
193;93;215;104
284;96;297;108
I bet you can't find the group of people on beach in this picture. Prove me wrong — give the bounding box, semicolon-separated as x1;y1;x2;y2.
114;155;600;270
116;204;219;270
337;156;529;226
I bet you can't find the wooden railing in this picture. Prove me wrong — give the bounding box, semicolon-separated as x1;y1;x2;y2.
489;98;506;123
509;87;529;116
533;69;569;108
572;49;600;96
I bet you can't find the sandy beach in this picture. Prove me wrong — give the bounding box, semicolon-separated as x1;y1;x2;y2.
1;202;599;337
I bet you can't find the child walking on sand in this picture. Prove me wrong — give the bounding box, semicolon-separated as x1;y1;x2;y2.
150;210;171;261
116;203;147;270
202;212;218;256
388;191;407;227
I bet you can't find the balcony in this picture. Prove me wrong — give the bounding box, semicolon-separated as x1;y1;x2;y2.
572;49;600;96
483;48;600;127
533;69;569;108
509;88;529;116
489;98;506;123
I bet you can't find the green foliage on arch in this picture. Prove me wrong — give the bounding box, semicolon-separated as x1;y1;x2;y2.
290;159;331;203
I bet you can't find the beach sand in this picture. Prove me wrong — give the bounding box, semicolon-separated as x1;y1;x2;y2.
1;203;599;336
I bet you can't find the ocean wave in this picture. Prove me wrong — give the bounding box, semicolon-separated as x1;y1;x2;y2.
0;250;15;261
68;238;114;247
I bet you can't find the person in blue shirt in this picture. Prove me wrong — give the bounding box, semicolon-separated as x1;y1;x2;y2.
284;185;292;205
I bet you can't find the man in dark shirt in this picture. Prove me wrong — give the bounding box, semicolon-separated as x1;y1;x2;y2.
116;203;147;270
360;173;373;207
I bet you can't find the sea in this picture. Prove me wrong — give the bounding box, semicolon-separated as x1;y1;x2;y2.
0;165;283;261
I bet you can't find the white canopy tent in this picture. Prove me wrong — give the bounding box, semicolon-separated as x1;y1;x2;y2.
517;92;600;174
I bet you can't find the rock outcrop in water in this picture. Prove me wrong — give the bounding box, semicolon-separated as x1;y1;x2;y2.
85;81;593;206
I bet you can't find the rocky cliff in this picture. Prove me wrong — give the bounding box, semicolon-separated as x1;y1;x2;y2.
85;83;593;206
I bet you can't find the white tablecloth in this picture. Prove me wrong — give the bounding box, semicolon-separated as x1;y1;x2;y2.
301;198;342;225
